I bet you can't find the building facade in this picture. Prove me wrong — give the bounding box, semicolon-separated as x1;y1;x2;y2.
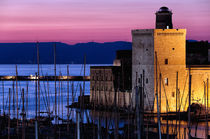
132;29;188;112
132;14;210;113
90;6;210;113
90;50;132;108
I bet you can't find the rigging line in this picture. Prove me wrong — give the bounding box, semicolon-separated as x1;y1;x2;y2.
128;88;134;109
40;66;49;108
183;92;189;112
142;76;153;112
160;76;170;111
5;93;9;112
156;71;169;112
48;85;55;112
26;82;29;117
40;66;50;112
18;82;23;109
40;87;48;113
60;73;64;120
178;71;189;112
48;89;52;113
183;81;206;112
42;81;52;113
156;53;170;111
51;88;56;114
18;88;23;110
68;66;72;93
45;73;53;113
143;86;153;112
74;64;84;98
2;81;4;113
42;77;50;113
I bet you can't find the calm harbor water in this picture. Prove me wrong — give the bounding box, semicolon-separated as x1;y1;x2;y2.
0;64;106;119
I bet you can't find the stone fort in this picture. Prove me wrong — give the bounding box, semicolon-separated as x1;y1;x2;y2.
90;7;210;113
132;7;210;113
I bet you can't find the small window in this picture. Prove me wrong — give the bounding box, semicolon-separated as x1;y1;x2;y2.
165;59;168;65
172;92;175;97
172;48;175;50
146;78;148;84
164;78;168;85
138;78;141;84
146;49;148;51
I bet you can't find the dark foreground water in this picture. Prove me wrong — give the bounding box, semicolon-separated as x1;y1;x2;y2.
0;64;209;138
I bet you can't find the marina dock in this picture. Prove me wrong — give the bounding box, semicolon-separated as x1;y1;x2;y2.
0;75;90;81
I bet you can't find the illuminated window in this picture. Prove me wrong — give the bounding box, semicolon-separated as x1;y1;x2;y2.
164;78;168;85
165;59;168;65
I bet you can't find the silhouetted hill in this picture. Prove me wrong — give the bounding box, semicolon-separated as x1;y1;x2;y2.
0;41;132;64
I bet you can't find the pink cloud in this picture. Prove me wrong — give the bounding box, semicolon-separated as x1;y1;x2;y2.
0;0;209;43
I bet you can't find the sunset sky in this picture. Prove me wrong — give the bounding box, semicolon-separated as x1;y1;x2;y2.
0;0;210;44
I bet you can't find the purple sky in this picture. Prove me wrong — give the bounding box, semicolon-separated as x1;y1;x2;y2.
0;0;210;44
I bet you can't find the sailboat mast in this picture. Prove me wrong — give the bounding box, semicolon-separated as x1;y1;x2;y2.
58;72;61;119
61;76;63;120
155;52;161;139
2;81;4;114
37;41;40;120
176;72;178;135
15;65;19;135
26;83;29;119
54;42;57;124
13;81;15;118
205;79;208;139
67;65;70;132
35;73;38;119
207;79;209;138
22;88;25;139
188;67;192;139
47;73;50;116
83;55;86;103
8;88;11;139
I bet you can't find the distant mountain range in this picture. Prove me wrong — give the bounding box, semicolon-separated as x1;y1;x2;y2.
0;40;208;64
0;41;132;64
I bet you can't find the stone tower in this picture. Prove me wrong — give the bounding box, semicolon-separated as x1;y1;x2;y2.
132;29;186;112
132;7;187;112
156;6;173;29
